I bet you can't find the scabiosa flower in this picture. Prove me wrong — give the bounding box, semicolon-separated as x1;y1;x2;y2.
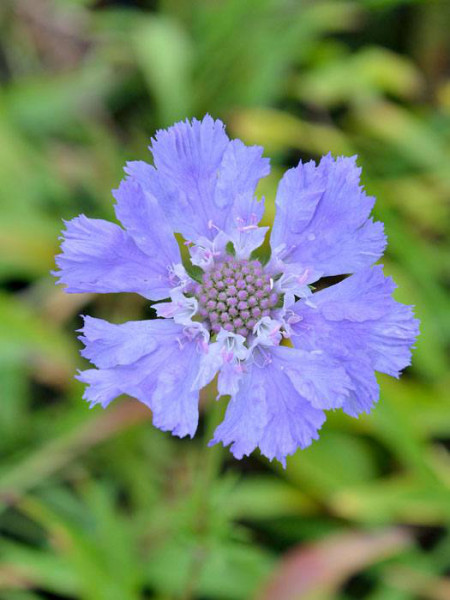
54;115;419;466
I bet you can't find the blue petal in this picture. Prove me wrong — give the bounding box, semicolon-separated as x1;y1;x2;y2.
125;116;270;243
210;347;327;466
291;266;419;415
210;367;269;460
217;363;244;397
271;154;386;279
113;178;180;270
340;360;379;418
77;318;204;438
54;215;177;300
272;346;353;410
78;315;159;368
219;139;270;256
215;139;269;212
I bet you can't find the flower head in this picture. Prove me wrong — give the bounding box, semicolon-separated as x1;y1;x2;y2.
54;115;419;466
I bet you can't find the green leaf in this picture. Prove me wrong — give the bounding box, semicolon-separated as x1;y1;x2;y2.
225;241;236;256
133;16;193;125
249;243;271;266
183;262;204;284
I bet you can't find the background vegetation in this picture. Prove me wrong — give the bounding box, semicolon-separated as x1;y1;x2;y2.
0;0;449;598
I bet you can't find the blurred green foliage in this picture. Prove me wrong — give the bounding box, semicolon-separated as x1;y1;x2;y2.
0;0;449;599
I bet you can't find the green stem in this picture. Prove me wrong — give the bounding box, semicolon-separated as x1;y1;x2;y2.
181;398;226;600
202;397;226;485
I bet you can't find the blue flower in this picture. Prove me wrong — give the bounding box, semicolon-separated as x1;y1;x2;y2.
54;115;419;466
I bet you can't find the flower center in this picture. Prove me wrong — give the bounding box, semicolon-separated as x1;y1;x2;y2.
195;259;279;338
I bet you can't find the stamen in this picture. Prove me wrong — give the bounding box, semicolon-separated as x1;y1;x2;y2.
235;213;259;232
207;219;220;232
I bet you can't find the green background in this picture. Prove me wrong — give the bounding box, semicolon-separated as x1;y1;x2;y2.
0;1;449;598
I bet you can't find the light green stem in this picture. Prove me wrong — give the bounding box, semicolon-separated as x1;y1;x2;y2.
181;397;226;600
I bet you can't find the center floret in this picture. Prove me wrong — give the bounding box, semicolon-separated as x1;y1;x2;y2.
195;258;279;338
